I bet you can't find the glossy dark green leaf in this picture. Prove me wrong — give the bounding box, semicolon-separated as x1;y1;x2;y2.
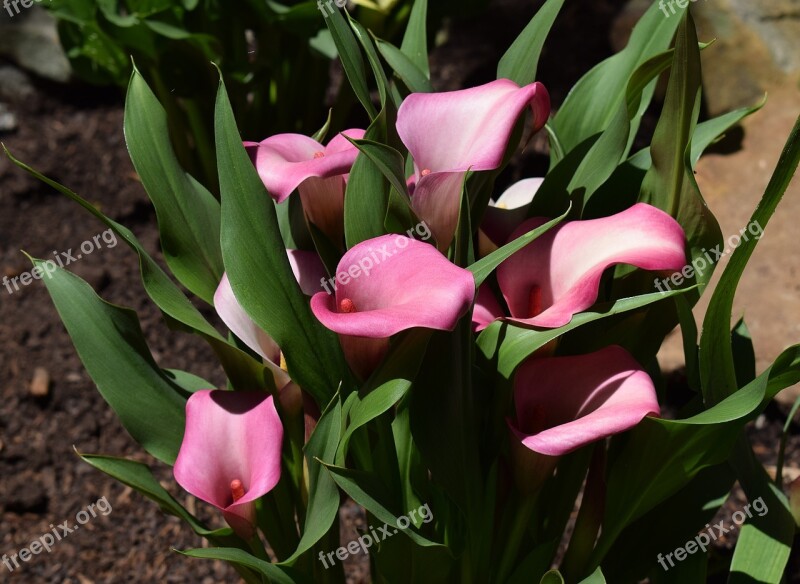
125;67;223;304
179;548;308;584
35;261;185;464
215;77;345;403
375;38;433;93
399;0;429;77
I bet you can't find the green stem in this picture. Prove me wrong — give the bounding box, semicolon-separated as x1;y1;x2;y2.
495;493;538;583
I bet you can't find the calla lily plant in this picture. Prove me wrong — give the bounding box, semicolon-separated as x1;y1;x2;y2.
17;1;800;583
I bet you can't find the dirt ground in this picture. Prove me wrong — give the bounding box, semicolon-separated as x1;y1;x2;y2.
1;0;799;582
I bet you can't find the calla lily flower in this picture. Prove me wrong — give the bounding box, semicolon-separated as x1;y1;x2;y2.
310;234;476;378
173;390;283;540
496;203;686;328
509;345;660;456
397;79;550;248
481;177;545;250
214;249;326;389
245;129;365;244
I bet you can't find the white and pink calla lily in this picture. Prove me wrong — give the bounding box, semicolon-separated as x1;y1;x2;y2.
173;390;283;540
214;249;326;389
494;203;686;329
397;79;550;248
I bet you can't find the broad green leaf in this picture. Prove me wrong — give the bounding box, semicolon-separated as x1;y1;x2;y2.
639;12;722;293
78;453;219;536
345;111;392;246
552;0;685;156
375;38;433;93
468;207;569;286
3;147;266;391
347;137;409;197
35;261;185;464
728;437;794;583
125;67;223;304
215;77;346;403
700;114;800;404
178;548;308;584
477;288;692;379
399;0;428;76
497;0;563;85
689;98;765;167
162;369;214;393
578;567;606;583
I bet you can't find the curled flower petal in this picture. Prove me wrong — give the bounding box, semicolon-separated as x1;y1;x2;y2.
472;284;504;332
482;177;544;247
310;235;475;377
174;390;283;539
509;346;660;456
245;129;365;202
397;79;550;175
310;234;475;337
497;203;686;328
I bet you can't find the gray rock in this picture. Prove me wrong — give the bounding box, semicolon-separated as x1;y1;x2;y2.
0;65;35;102
0;6;71;83
0;102;17;133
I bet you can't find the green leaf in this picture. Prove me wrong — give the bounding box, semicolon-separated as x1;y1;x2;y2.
323;4;377;118
215;76;346;404
34;261;185;464
497;0;564;85
639;12;722;293
477;288;693;379
178;548;308;584
700;114;800;404
124;67;223;304
552;0;685;156
399;0;429;77
731;318;756;388
468;206;569;286
79;453;219;535
281;395;343;564
347;137;409;197
344;111;392;246
540;570;565;584
578;567;606;583
689;98;765;167
2;147;266;391
162;369;214;393
375;38;433;93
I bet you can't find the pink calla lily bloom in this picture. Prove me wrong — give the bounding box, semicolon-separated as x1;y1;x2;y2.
495;203;686;328
245;129;365;244
174;390;283;540
397;79;550;248
509;345;660;457
310;234;476;378
214;249;326;389
482;177;545;249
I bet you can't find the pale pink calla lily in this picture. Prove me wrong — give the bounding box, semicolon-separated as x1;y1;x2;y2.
509;345;660;457
397;79;550;247
310;234;476;378
246;129;365;244
496;203;686;328
214;249;326;389
174;390;283;540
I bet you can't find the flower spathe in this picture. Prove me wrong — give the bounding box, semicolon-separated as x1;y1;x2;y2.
310;234;476;378
214;249;325;389
397;79;550;248
497;203;687;328
245;129;365;244
509;345;661;457
173;390;283;540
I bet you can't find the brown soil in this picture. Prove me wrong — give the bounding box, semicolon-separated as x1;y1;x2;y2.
1;1;799;582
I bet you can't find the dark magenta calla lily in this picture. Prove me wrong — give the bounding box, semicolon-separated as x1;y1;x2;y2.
310;234;476;378
494;203;686;328
397;79;550;248
509;345;660;457
173;390;283;540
